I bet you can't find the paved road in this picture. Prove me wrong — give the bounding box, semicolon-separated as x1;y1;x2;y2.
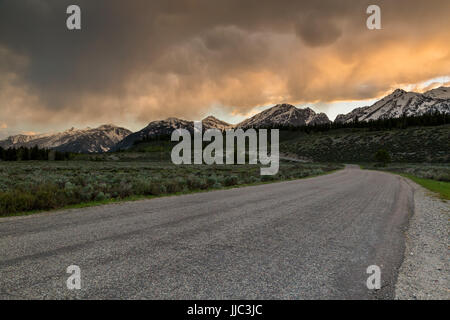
0;166;414;299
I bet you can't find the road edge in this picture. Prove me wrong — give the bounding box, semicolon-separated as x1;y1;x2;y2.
394;177;449;299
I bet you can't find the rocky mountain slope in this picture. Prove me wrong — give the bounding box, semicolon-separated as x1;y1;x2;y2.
335;87;450;124
114;116;232;150
237;104;331;128
202;115;233;131
423;86;450;99
0;125;131;153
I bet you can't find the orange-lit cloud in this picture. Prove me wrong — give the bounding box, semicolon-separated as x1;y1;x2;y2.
0;0;449;136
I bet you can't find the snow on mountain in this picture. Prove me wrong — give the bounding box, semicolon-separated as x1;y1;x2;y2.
114;116;232;150
202;116;233;131
423;86;450;99
335;87;450;124
0;133;52;146
0;124;132;153
237;104;331;129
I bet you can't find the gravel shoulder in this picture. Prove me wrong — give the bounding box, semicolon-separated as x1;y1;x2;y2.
395;178;449;300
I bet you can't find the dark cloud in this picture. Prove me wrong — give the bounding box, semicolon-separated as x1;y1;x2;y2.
295;14;343;47
0;0;449;133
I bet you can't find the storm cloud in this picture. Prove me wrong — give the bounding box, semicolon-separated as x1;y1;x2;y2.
0;0;449;134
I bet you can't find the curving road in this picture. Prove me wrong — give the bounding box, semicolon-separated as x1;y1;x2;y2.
0;166;414;299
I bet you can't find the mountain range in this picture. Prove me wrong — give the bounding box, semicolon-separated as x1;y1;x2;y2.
0;125;131;153
1;87;448;153
113;116;233;151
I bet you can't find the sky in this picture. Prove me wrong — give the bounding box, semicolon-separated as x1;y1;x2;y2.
0;0;449;138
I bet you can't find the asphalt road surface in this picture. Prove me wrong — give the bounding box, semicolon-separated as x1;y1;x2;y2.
0;166;414;299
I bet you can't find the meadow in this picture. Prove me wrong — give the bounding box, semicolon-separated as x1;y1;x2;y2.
0;160;342;216
364;163;450;182
280;125;450;163
363;163;450;200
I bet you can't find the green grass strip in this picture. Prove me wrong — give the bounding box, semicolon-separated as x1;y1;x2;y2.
398;173;450;200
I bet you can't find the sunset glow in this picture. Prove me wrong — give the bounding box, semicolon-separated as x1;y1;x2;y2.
0;0;449;137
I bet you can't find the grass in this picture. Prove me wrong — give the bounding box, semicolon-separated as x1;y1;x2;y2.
398;174;450;200
4;167;343;219
280;125;450;163
361;163;450;200
0;160;343;217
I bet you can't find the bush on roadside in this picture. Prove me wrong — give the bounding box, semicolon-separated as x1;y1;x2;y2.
374;149;391;166
224;175;239;186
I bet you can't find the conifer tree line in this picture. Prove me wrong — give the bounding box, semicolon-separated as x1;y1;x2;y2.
262;111;450;132
0;145;72;161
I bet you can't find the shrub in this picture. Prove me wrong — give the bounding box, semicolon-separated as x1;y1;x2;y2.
247;176;260;184
64;182;77;198
212;182;222;189
33;184;65;210
118;182;133;198
95;192;107;202
187;176;203;189
0;191;35;215
224;175;239;186
165;180;183;193
206;176;218;187
133;180;152;195
80;185;94;201
374;149;391;166
150;183;166;195
261;175;275;182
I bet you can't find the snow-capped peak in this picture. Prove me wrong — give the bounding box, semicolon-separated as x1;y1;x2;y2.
423;86;450;99
335;87;450;124
237;104;331;128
